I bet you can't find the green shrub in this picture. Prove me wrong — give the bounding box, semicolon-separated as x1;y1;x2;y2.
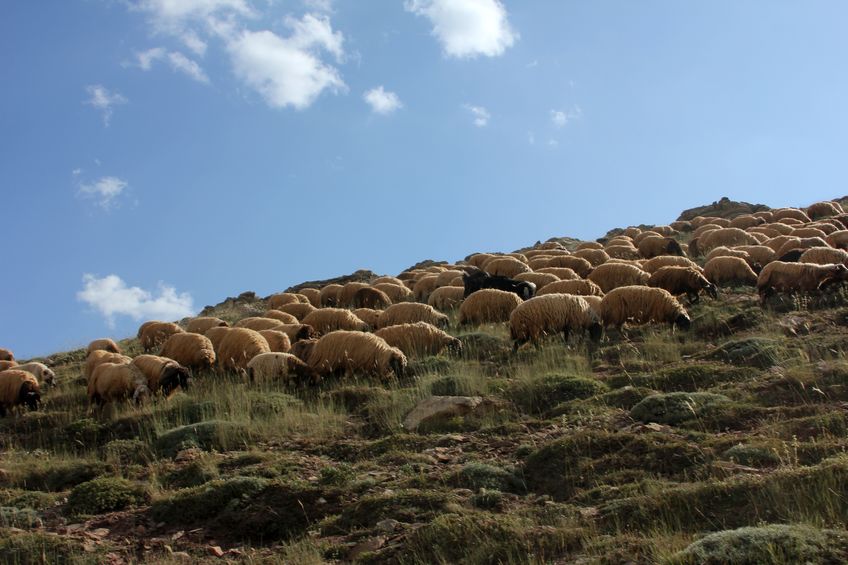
324;386;391;415
705;338;782;368
0;531;91;564
162;457;219;489
510;373;608;414
102;439;154;466
154;420;251;457
450;462;525;493
0;489;59;511
470;489;504;510
19;461;111;492
607;364;750;392
328;489;457;533
722;444;781;468
66;477;150;517
247;392;303;418
593;386;657;409
457;332;512;363
630;392;732;425
0;507;41;529
150;476;269;525
63;418;109;447
319;463;355;486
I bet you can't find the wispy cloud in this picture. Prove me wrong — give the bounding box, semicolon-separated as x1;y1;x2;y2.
133;48;210;83
405;0;517;58
84;85;127;126
465;104;490;127
77;176;128;210
550;106;583;128
78;274;194;328
364;86;402;115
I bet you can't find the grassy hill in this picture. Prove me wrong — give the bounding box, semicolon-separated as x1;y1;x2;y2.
3;199;848;563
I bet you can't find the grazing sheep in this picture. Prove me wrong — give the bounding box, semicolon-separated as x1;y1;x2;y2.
131;355;189;396
263;310;300;324
807;221;839;235
277;302;317;320
483;256;532;278
528;256;555;270
582;295;603;318
699;228;760;253
271;324;318;343
298;287;322;307
705;246;751;264
538;241;567;250
642;256;702;274
757;262;848;299
235;317;290;331
536;267;580;280
374;282;414;303
633;231;663;244
0;361;16;372
11;363;56;388
217;328;271;371
462;270;536;300
305;331;407;379
204;326;232;352
88;362;149;407
536;279;604;297
412;275;440;302
734;245;776;267
827;231;848;249
352;308;383;328
775;237;829;259
459;289;523;325
509;294;602;349
377;303;449;329
599;286;691;331
374;322;462;358
779;249;805;263
139;322;184;352
800;247;848;266
670;220;692;232
0;348;13;362
542;256;593;277
703;256;759;287
573;248;610;266
185;317;229;334
807;201;844;219
427;286;466;311
514;272;560;290
604;245;642;260
290;338;318;363
351;287;392;309
763;235;798;253
435;269;466;287
648;266;717;303
637;236;685;259
84;351;132;381
301;308;369;335
320;284;343;307
267;292;305;309
373;276;406;286
791;227;828;240
337;282;371;308
747;226;783;239
772;208;811;223
0;370;40;417
467;253;496;268
258;330;292;353
160;333;217;370
729;215;765;229
575;241;605;251
587;263;651;293
246;352;317;384
87;338;122;356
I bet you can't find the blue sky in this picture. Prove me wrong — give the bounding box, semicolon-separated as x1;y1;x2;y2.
3;1;848;358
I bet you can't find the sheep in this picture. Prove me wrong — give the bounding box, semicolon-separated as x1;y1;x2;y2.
573;248;610;266
377;303;449;329
462;270;536;300
703;256;759;287
605;245;643;260
467;253;496;268
160;332;217;370
86;338;122;356
622;227;643;237
263;310;300;324
374;282;414;303
427;286;466;311
757;261;848;299
779;249;805;263
747;226;783;239
11;363;56;388
373;276;406;286
0;370;40;416
84;351;132;381
290;338;317;363
235;317;290;331
258;330;292;353
762;222;795;235
791;227;829;240
775;237;830;259
217;328;271;371
246;352;317;384
374;322;462;358
458;289;523;325
705;246;752;265
642;256;702;274
648;266;717;303
139;322;185;352
729;215;765;230
271;324;318;343
538;241;567;250
352;308;383;328
670;220;692;232
337;282;371;308
0;348;13;362
131;355;189;396
277;302;317;320
514;272;560;290
412;275;440;302
185;317;229;334
699;228;760;253
807;221;839;235
0;361;16;372
807;201;844;219
483;256;532;278
772;208;811;223
637;236;685;259
305;331;407;379
733;245;776;267
535;267;580;280
582;295;603;318
319;284;343;307
204;326;232;352
542;256;593;277
351;287;392;309
267;292;305;309
827;231;848;249
88;362;149;407
692;224;722;239
587;263;651;293
575;241;605;251
509;294;602;349
604;236;635;248
301;308;369;335
754;211;775;222
435;270;466;287
536;279;604;297
763;235;798;253
800;247;848;266
599;286;691;331
298;287;322;307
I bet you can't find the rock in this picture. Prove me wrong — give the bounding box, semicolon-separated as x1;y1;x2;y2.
348;536;387;560
376;519;400;533
402;396;485;431
208;545;225;558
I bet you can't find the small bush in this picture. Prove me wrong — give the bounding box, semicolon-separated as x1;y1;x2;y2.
19;461;111;492
510;373;608;414
319;463;355;486
102;439;153;467
248;392;303;418
150;476;269;525
64;418;109;447
593;386;657;409
470;489;504;510
66;477;151;517
0;489;59;511
450;462;525;493
0;531;89;564
328;489;457;533
607;364;750;392
324;386;391;415
705;338;783;368
630;392;732;425
154;420;251;458
457;332;512;363
0;507;41;529
162;457;219;489
722;444;781;469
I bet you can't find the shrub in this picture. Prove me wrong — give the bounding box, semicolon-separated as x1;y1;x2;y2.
705;338;782;368
328;489;457;533
722;444;781;468
0;531;89;564
154;420;251;458
150;476;269;525
0;507;41;529
162;457;219;489
607;364;750;392
19;461;111;492
510;373;608;414
66;477;151;517
630;392;732;425
102;439;153;467
451;462;525;493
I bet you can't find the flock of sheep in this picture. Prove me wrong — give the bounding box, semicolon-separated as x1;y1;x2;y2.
2;199;848;416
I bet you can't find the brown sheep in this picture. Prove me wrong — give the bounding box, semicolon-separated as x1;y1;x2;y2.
160;333;217;370
351;287;392;309
536;279;604;297
599;286;690;331
319;284;343;307
772;208;811;223
572;248;610;266
458;289;523;325
374;282;414;303
509;294;602;349
637;236;685;259
775;237;830;259
699;228;760;253
826;230;848;249
131;355;190;396
0;348;14;362
791;227;828;240
258;330;292;353
733;245;776;267
807;201;844;220
276;302;317;320
412;275;440;302
374;322;462;358
587;263;650;293
337;282;371;308
84;351;132;382
235;317;290;331
729;215;765;230
0;361;16;372
757;262;848;299
641;256;702;274
139;321;184;352
86;338;122;356
217;328;271;371
263;310;300;324
372;276;406;286
703;256;759;287
377;303;449;329
800;247;848;266
185;317;229;334
0;370;41;416
514;272;561;290
305;331;407;379
427;286;466;311
483;256;532;278
542;256;593;277
535;267;580;280
604;245;642;260
204;326;232;352
12;363;56;388
575;241;605;251
267;292;306;309
352;308;383;328
271;324;318;343
648;266;717;303
246;353;317;384
88;362;149;407
301;309;369;335
298;287;322;307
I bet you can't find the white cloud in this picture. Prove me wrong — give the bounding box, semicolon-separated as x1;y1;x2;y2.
364;86;402;115
304;0;334;12
72;168;83;176
84;85;127;126
227;14;346;109
405;0;517;58
550;106;582;128
134;48;210;83
78;274;194;328
465;104;490;127
134;0;253;32
78;176;128;210
181;30;208;56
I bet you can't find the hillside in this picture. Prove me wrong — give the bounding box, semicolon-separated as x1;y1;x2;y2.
3;198;848;564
